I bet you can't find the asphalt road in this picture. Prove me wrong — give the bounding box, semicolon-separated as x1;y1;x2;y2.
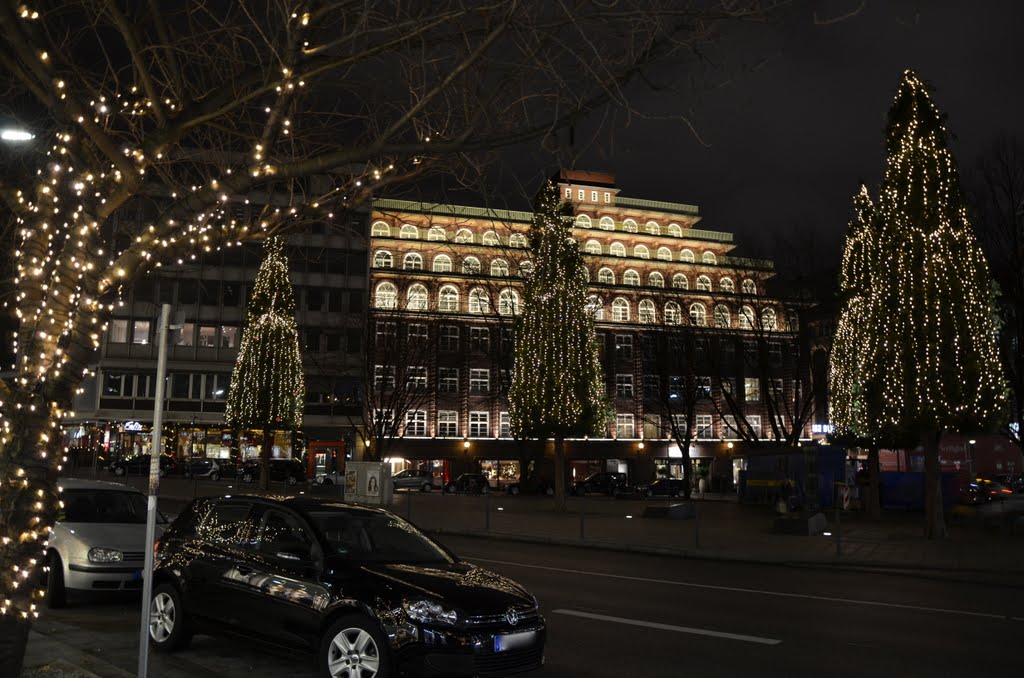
32;523;1023;678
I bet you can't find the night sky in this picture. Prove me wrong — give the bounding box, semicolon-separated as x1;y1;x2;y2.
488;1;1024;275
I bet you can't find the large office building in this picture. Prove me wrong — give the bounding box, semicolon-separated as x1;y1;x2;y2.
368;170;809;489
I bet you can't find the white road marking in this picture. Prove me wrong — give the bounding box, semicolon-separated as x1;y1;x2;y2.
552;609;782;645
467;556;1023;622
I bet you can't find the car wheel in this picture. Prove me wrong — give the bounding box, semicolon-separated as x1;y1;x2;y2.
158;468;167;478
421;483;432;492
210;471;219;482
444;483;455;494
287;475;298;486
241;471;254;483
320;614;392;678
322;477;333;486
149;582;191;652
114;466;125;476
481;485;490;495
645;489;653;498
510;486;520;495
44;552;66;609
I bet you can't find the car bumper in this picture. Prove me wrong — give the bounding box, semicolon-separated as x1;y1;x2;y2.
395;622;545;677
66;562;145;591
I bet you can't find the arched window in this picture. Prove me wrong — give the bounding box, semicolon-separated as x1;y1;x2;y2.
373;250;393;268
623;270;640;286
634;244;650;259
482;231;499;246
665;301;682;325
575;214;592;228
761;307;778;331
622;219;638;233
399;224;419;240
498;289;519;316
696;275;712;291
657;247;672;261
787;310;799;332
720;277;735;293
672;273;688;289
427;227;446;241
612;298;630;322
645;221;660;235
407;284;428;310
438;285;459;312
509;233;528;248
469;288;490;314
374;282;397;309
690;302;707;326
667;223;682;237
739;306;755;330
742;278;757;295
519;260;534;277
586;295;604;320
610;242;626;257
462;256;481;275
403;252;423;270
490;258;510;277
598;268;615;285
432;254;452;273
585;240;602;255
714;304;731;328
680;249;695;263
454;228;473;244
702;251;717;265
371;221;390;237
648;272;665;288
638;299;656;324
599;216;615;231
582;267;590;282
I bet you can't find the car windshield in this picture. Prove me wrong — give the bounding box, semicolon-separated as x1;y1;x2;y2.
309;510;455;565
61;489;148;524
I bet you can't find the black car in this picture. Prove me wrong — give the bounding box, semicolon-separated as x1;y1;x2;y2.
639;478;690;499
444;473;492;495
570;471;628;496
149;495;545;677
238;457;306;485
109;454;177;477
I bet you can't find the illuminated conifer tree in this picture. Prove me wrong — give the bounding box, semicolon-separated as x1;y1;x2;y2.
510;181;609;510
831;70;1006;536
225;236;305;490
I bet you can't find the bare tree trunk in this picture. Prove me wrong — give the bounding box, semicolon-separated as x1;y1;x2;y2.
866;444;881;519
924;430;947;539
553;436;567;512
259;429;274;491
0;615;31;677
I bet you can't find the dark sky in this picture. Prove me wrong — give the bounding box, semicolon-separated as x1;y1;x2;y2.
553;0;1024;271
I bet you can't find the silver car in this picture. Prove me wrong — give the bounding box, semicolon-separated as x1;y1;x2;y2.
43;478;167;607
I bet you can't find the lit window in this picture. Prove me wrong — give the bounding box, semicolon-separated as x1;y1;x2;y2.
439;368;459;393
518;260;534;277
585;240;602;255
482;231;499;245
109;319;129;343
371;221;390;237
454;229;473;244
373;250;393;268
403;252;423;271
696;275;712;291
462;256;481;274
591;190;598;202
586;295;604;320
509;233;528;248
438;285;459;312
615;374;634;398
220;326;239;348
622;219;638;233
696;415;713;439
578;189;585;201
575;214;592;228
490;259;510;277
405;410;427;437
469;288;490;314
598;268;615;284
689;303;707;326
761;307;778;331
623;270;640;286
739;306;754;330
720;277;735;293
702;251;717;265
648;272;664;288
132;320;151;345
612;298;630;322
433;254;452;272
427;227;446;241
634;245;649;259
610;242;626;257
197;325;217;347
599;216;615;231
469;411;490;437
604;192;611;203
657;247;672;261
175;322;194;346
438;411;459;437
638;300;656;324
407;284;428;311
680;249;695;263
616;413;635;438
498;289;519;316
714;304;731;328
667;223;682;237
645;221;660;235
470;369;490;394
664;302;681;325
399;224;419;239
672;274;688;289
742;279;756;295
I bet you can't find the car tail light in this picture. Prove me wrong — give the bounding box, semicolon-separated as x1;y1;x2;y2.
153;537;161;556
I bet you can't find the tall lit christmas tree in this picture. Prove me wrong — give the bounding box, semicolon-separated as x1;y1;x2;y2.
509;181;609;509
830;70;1006;536
225;236;305;490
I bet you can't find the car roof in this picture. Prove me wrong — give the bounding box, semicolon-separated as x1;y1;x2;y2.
57;477;144;493
211;493;394;518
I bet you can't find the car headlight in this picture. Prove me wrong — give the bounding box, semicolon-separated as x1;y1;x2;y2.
403;599;458;625
88;547;123;563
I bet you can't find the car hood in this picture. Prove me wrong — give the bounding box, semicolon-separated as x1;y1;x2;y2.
337;559;535;614
56;521;164;550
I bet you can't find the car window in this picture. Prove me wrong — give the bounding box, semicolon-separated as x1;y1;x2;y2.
61;489;147;524
257;510;316;557
198;502;255;545
310;511;455;565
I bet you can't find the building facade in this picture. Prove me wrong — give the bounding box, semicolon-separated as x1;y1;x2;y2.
368;170;809;489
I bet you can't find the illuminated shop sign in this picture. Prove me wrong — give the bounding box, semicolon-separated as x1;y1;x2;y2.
123;421;144;432
811;424;834;435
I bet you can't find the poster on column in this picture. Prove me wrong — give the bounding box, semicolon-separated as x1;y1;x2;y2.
366;468;380;496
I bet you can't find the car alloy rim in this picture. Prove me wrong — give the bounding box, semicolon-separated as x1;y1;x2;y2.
149;592;176;642
327;627;380;677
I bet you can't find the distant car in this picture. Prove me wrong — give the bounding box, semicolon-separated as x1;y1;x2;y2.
392;468;438;492
639;478;690;499
43;478;168;608
109;454;177;477
994;474;1024;494
444;473;492;495
570;471;628;496
238;458;305;486
504;479;555;496
181;458;233;481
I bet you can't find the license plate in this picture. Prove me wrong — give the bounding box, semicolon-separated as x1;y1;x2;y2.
494;631;535;652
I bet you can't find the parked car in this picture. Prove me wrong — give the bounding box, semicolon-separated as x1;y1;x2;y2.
149;495;546;677
994;474;1024;494
43;478;168;608
393;468;438;492
504;479;555;496
109;454;177;477
181;457;233;481
444;473;492;495
638;478;690;499
238;457;305;485
570;471;628;496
